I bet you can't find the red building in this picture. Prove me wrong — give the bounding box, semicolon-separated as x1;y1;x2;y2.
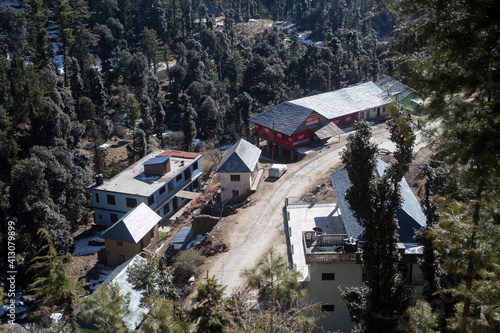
250;82;391;160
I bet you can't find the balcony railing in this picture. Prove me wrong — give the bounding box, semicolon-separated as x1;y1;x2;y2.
303;231;363;264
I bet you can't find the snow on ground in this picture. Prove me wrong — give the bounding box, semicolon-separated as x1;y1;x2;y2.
72;230;104;256
86;267;114;292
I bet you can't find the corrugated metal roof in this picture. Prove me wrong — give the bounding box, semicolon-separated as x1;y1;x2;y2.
101;203;161;243
330;159;426;243
250;102;315;136
172;226;192;244
215;138;262;173
157;150;199;159
375;76;416;101
250;82;390;134
143;156;170;165
101;255;148;330
308;121;343;139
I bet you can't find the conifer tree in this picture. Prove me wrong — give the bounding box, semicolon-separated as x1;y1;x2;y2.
29;228;86;331
80;283;130;333
341;112;415;332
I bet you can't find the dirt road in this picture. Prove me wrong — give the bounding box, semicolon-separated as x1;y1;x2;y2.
200;125;394;294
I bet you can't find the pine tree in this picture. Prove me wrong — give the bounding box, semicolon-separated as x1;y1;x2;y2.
28;228;86;331
80;283;130;333
190;272;230;332
341;113;415;332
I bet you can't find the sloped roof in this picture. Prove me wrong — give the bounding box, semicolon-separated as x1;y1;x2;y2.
101;255;148;330
330;159;426;243
101;203;161;243
250;82;390;134
375;76;416;101
308;121;343;139
215;139;262;173
250;102;316;136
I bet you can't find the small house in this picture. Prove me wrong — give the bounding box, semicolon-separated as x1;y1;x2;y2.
100;203;161;266
215;138;262;203
375;76;422;115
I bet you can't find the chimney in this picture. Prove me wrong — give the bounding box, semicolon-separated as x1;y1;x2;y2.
95;174;104;186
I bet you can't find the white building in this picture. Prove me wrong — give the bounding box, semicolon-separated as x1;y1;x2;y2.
215;139;262;203
285;159;427;332
90;150;203;226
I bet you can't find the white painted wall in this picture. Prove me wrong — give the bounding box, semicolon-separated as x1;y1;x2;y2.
219;172;253;203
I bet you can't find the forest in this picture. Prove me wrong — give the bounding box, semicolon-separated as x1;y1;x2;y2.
0;0;499;332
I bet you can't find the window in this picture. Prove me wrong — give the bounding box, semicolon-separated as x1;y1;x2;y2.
126;197;137;208
116;241;123;247
150;229;155;238
98;214;102;219
107;195;116;205
95;193;100;203
230;174;240;182
321;304;335;312
148;195;155;206
322;273;335;280
193;162;198;171
176;174;182;182
118;255;125;264
283;134;288;141
159;186;166;195
110;214;118;223
359;111;365;119
232;190;239;197
163;204;170;215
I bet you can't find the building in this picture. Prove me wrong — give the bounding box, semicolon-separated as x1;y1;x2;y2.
284;159;426;332
90;149;203;226
375;76;422;115
100;203;161;266
79;255;149;332
215;138;262;203
250;82;390;160
195;4;217;19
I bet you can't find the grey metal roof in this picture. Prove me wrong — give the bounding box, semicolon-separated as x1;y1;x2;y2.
216;138;262;173
330;159;426;243
250;82;390;134
101;255;148;330
375;76;416;101
250;102;315;136
171;226;192;244
101;203;161;243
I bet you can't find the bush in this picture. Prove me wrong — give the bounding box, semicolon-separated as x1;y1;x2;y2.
173;249;204;283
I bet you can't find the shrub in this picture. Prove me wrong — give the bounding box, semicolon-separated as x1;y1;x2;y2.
173;249;204;283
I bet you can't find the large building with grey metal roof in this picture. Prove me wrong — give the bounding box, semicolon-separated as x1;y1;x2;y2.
250;82;392;160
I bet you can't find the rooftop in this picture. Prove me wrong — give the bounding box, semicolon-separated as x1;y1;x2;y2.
101;255;148;330
285;196;349;281
330;159;426;243
101;203;161;243
250;82;391;134
91;149;202;197
215;138;262;173
375;76;416;101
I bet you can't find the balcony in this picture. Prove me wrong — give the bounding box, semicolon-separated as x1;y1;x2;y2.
303;231;363;264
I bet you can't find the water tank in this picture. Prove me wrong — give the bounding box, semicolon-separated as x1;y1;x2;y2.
95;174;104;186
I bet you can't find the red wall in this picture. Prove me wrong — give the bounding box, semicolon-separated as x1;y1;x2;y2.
254;124;312;148
254;111;358;148
332;113;358;127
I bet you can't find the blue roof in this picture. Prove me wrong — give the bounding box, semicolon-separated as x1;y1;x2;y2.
330;159;426;243
143;156;170;166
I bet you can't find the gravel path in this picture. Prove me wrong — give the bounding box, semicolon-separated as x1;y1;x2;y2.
202;125;395;293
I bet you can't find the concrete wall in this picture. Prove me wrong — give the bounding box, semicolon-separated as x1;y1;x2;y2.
307;263;364;333
219;172;252;203
192;215;220;236
104;225;157;266
92;159;202;225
